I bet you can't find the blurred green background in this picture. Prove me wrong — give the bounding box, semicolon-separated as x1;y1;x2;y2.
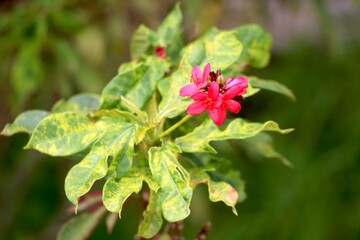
1;0;360;239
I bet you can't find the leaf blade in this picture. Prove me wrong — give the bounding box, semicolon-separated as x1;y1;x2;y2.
25;112;101;156
138;190;163;239
1;110;50;136
149;146;192;222
176;118;293;153
65;123;136;206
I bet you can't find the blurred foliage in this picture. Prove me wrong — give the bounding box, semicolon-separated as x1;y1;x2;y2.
0;0;360;240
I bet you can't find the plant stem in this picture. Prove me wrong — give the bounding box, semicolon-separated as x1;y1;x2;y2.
155;115;192;141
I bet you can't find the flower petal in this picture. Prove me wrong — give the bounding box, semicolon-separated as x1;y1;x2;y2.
180;84;199;97
202;63;211;82
208;81;220;100
226;76;248;89
192;66;202;77
209;108;226;126
208;109;219;124
226;99;241;113
192;92;208;101
187;101;207;115
222;86;241;99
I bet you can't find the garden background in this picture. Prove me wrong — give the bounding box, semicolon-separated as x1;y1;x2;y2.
0;0;359;239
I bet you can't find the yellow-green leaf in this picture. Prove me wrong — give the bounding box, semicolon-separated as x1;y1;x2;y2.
190;169;238;215
125;57;169;109
205;31;243;70
249;76;296;101
25;112;102;156
156;3;183;62
176;118;293;153
52;93;101;113
120;96;149;123
1;110;50;136
101;63;147;109
138;190;163;239
130;24;155;60
65;123;136;206
241;132;293;167
103;168;159;217
149;146;192;222
234;24;273;68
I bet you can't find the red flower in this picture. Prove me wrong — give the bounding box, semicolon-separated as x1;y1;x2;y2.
179;64;211;97
179;63;248;126
225;76;248;96
155;46;166;58
187;82;222;124
214;85;244;125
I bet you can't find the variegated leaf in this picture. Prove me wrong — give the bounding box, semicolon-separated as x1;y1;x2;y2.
190;169;239;215
1;110;50;136
138;190;163;239
25;112;103;156
176;118;293;153
149;146;192;222
65;123;137;206
103;168;159;217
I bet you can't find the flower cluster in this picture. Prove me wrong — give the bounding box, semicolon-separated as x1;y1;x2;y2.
179;63;248;126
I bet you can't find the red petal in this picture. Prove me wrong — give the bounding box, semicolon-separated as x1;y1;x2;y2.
226;76;248;89
180;84;199;97
223;86;241;99
202;63;211;82
192;92;208;101
187;101;207;115
209;108;226;126
208;81;220;100
208;109;219;124
192;66;202;77
226;99;241;113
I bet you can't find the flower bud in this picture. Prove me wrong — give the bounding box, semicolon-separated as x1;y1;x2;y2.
216;74;225;86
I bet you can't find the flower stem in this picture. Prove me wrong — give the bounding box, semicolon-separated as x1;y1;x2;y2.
155;115;192;141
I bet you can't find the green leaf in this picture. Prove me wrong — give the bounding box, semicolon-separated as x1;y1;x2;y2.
249;77;296;101
120;96;149;123
65;123;137;206
1;110;50;136
57;207;106;240
125;57;169;109
52;93;101;113
138;190;163;239
205;31;243;70
103;168;159;217
88;109;141;124
130;24;155;60
149;146;192;222
176;118;293;153
234;24;273;68
11;42;44;106
241;132;293;167
26;112;102;156
157;3;182;46
101;63;147;109
193;156;247;202
190;169;238;215
156;3;183;61
101;58;168;110
243;80;260;98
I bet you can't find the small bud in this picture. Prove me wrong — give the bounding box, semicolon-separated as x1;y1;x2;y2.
155;46;166;58
216;74;225;86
